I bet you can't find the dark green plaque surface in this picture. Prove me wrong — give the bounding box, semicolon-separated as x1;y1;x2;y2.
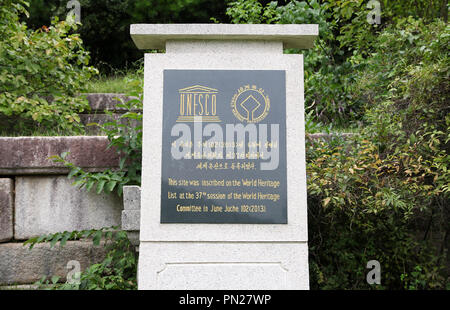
161;70;287;223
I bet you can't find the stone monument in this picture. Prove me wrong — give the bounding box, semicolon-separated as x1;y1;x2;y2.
130;24;318;290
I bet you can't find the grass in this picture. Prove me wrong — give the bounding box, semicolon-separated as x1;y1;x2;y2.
85;73;142;94
85;62;143;94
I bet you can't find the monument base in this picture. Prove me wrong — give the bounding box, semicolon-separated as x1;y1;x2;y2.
138;242;309;290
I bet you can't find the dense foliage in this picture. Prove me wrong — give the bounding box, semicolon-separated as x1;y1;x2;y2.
0;0;97;134
25;0;229;71
227;0;448;126
307;18;449;289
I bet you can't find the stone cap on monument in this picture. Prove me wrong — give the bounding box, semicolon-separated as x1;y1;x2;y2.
130;24;319;50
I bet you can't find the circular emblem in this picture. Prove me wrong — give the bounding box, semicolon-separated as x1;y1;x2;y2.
231;86;270;123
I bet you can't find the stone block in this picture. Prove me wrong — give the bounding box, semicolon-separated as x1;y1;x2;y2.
0;136;120;175
84;93;140;112
0;179;14;242
123;186;141;210
14;176;123;240
139;242;309;290
121;210;140;231
0;241;106;285
130;24;319;50
122;188;141;245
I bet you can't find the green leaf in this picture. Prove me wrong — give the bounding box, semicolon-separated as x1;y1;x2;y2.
92;230;102;246
61;152;69;159
119;157;127;170
72;178;86;188
60;232;70;247
51;276;60;284
85;179;95;192
96;179;106;194
36;235;46;244
48;155;63;162
50;233;62;248
106;180;117;192
24;237;38;250
68;167;80;179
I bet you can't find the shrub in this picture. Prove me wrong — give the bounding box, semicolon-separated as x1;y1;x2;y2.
307;18;449;290
226;0;366;127
226;0;448;127
0;0;98;135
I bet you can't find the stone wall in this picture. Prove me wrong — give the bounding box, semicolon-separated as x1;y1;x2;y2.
0;93;141;287
0;135;123;286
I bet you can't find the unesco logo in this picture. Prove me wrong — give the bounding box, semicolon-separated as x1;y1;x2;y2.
177;85;221;123
231;85;270;123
